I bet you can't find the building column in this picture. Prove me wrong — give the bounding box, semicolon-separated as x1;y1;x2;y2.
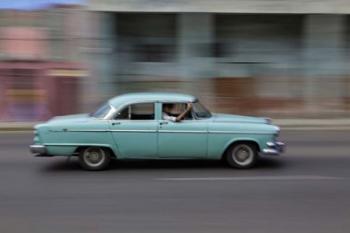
177;13;215;79
177;13;215;105
80;12;117;110
303;15;346;113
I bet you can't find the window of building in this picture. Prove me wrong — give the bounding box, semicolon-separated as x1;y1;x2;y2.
133;43;175;62
117;13;176;63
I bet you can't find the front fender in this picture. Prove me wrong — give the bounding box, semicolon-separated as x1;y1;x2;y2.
222;137;261;156
208;132;274;159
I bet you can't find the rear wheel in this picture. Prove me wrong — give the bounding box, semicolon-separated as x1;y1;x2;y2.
225;142;257;169
78;147;111;171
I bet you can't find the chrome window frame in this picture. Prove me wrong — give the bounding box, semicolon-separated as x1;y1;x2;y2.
105;99;210;121
107;101;157;121
103;104;117;120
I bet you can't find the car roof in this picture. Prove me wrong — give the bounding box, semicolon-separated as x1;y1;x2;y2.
109;92;197;107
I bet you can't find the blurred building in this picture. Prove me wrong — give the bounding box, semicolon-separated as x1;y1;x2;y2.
85;0;350;117
0;3;86;121
1;0;350;120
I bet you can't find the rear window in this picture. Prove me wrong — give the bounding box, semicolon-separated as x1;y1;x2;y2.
115;103;155;120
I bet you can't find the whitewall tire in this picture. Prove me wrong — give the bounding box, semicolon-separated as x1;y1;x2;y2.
78;147;111;171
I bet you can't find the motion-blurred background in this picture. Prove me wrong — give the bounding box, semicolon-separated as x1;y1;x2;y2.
1;0;350;121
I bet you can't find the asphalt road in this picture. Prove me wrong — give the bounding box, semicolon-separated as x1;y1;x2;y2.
1;130;350;233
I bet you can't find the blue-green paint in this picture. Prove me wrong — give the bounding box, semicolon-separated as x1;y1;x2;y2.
33;92;281;159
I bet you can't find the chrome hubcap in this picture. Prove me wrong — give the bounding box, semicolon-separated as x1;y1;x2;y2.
232;145;254;166
83;147;105;167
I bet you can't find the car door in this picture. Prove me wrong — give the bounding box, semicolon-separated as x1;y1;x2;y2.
110;102;158;158
157;102;208;158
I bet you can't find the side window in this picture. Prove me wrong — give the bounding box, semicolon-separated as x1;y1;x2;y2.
117;106;129;120
162;103;193;120
115;103;155;120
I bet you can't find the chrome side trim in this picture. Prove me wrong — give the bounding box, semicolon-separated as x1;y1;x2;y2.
43;143;112;147
209;131;271;135
110;129;157;133
159;130;207;133
50;129;272;134
65;129;109;132
50;129;157;133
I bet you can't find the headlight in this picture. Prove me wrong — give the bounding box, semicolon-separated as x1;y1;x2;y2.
33;130;41;144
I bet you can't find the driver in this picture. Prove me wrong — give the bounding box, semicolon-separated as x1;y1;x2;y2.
163;103;192;122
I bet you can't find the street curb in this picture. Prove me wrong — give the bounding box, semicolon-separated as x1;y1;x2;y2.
1;119;350;132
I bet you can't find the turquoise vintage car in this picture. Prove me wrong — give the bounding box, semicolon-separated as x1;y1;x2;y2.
30;92;284;170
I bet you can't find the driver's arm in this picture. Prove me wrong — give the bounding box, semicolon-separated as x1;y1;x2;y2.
175;103;192;122
163;113;177;122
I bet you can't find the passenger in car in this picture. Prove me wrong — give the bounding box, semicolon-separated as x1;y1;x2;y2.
163;103;192;122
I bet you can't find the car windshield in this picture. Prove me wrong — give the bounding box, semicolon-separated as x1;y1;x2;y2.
192;101;212;119
90;103;111;119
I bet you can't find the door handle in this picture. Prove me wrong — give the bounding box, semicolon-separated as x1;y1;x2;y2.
159;121;168;125
112;122;121;126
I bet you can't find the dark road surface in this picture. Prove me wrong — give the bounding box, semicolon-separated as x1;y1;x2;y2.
1;130;350;233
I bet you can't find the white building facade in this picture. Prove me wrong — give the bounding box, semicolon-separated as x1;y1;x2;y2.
84;0;350;117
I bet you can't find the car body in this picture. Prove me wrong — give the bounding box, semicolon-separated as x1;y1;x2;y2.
30;92;285;170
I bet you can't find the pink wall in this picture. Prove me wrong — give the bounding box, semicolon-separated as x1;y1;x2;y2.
0;27;48;60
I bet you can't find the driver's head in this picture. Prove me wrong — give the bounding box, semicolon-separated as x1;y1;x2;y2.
163;103;174;113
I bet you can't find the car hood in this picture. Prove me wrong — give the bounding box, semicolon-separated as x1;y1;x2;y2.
212;113;269;124
48;113;90;124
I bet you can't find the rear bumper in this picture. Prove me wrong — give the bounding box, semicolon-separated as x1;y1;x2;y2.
261;141;285;156
30;144;47;155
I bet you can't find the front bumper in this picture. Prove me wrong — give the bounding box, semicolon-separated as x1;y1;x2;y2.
261;141;285;155
30;144;47;155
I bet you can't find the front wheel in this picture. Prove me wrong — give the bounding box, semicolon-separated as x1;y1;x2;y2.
78;147;111;171
225;143;257;169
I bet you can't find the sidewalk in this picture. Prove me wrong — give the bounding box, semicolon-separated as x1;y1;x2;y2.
0;122;40;132
1;119;350;131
